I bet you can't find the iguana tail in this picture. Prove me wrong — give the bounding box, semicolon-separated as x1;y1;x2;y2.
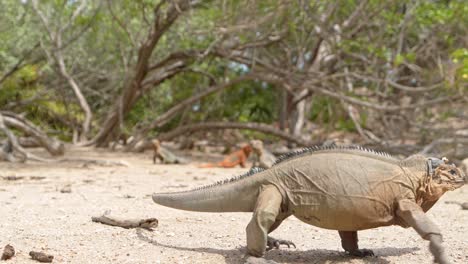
152;168;267;212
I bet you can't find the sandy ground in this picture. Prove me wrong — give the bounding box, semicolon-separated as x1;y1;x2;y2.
0;147;467;264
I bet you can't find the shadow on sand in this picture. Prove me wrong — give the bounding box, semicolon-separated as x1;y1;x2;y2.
135;229;419;264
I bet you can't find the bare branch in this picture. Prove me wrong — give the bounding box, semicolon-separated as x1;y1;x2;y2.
0;42;40;86
61;0;88;32
313;85;455;112
159;121;315;146
106;0;137;47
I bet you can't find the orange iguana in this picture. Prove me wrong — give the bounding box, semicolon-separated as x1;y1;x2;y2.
198;145;252;168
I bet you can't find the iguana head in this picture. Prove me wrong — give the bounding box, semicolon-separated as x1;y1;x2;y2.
418;157;466;204
242;144;253;156
152;139;161;151
250;140;263;154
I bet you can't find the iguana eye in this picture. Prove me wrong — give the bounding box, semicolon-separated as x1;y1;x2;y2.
449;169;457;175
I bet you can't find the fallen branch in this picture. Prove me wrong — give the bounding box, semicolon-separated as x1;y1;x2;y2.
1;111;64;156
158;121;315;147
57;158;129;167
91;210;158;230
444;201;468;210
419;138;468;155
0;113;45;162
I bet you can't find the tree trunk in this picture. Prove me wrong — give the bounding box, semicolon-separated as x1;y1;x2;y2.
55;46;93;141
278;88;288;131
91;0;199;147
292;88;308;136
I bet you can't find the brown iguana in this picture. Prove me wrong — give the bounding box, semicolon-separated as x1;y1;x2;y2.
152;146;466;263
152;139;188;164
250;140;276;169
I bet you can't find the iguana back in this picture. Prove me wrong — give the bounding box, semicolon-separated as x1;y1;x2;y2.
266;149;418;230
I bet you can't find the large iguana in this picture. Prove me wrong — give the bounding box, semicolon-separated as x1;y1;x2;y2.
152;139;188;164
250;140;276;169
152;146;466;263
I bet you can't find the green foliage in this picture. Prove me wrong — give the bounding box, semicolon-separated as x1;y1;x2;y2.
1;0;466;143
451;48;468;85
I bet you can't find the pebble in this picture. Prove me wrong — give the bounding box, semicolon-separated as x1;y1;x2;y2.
167;232;175;237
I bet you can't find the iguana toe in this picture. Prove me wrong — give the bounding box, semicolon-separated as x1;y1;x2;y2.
348;249;374;257
266;236;296;251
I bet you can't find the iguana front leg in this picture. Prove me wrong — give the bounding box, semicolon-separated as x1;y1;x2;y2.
396;199;450;264
338;231;374;257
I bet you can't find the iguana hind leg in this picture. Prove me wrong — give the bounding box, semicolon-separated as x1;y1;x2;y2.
338;231;374;257
246;185;283;257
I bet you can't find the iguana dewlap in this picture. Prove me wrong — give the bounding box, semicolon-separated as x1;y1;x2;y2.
152;146;466;263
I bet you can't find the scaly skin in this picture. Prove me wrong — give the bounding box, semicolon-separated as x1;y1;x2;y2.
153;146;465;263
250;140;276;169
198;145;252;168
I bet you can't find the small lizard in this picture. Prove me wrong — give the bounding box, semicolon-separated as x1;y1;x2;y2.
250;140;276;169
152;139;187;164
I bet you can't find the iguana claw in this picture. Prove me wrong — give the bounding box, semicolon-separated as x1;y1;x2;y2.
348;249;374;257
266;236;296;251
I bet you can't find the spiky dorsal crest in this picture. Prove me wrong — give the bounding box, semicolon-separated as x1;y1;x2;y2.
190;166;265;192
272;144;395;166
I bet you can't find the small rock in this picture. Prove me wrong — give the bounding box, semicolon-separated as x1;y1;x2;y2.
29;251;54;263
167;232;175;237
2;175;23;181
60;185;72;193
1;244;15;260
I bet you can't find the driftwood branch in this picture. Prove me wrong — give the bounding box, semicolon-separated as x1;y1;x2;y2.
159;121;315;147
444;201;468;210
0;113;45;162
91;210;158;230
1;111;64;156
57;158;129;167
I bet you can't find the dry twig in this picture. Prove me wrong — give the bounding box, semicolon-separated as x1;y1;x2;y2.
91;210;158;230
